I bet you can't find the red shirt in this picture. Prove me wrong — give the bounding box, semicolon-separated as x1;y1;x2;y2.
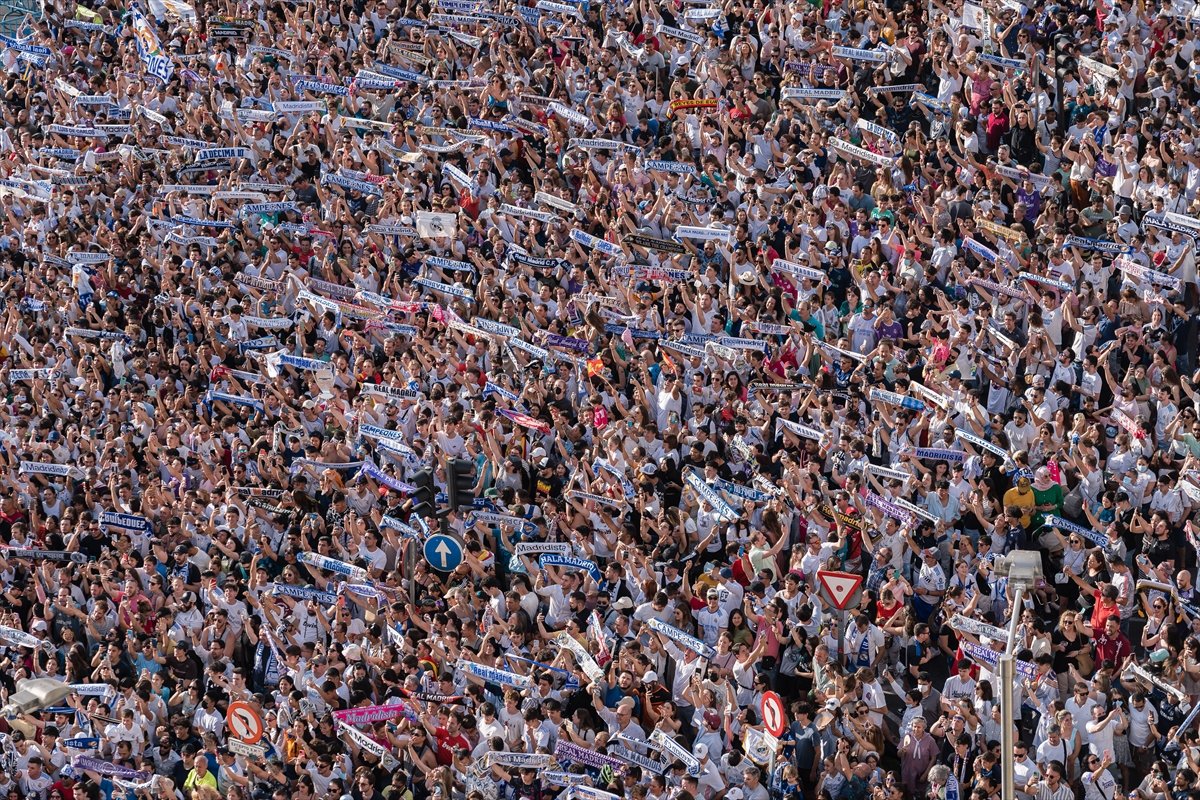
878;600;904;623
1090;592;1120;632
1094;631;1132;666
732;557;751;586
458;188;480;219
984;112;1011;152
433;727;469;765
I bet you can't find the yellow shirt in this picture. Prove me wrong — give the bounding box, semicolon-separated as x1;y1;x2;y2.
1003;486;1037;527
184;768;218;792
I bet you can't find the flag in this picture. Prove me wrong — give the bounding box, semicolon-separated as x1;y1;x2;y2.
414;211;457;239
128;4;174;83
498;409;550;434
586;357;604;377
147;0;196;22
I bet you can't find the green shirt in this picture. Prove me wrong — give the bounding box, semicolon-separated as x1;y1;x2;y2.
1179;433;1200;458
1032;483;1064;529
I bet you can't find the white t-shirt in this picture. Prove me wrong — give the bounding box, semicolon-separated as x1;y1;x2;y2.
103;720;143;755
1127;702;1159;748
697;606;724;647
861;680;887;727
1036;737;1072;770
1013;756;1041;800
1070;695;1099;748
19;773;51;800
357;544;389;573
943;674;977;703
1086;715;1117;757
1082;766;1116;800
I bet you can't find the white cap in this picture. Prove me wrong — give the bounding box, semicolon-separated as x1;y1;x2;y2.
694;743;708;760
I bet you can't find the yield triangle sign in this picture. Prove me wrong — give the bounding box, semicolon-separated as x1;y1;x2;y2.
817;569;863;610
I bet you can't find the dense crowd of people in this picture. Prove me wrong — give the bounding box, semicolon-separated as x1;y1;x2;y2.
0;1;1199;800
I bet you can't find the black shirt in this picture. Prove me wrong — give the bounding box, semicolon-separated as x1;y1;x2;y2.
79;530;112;560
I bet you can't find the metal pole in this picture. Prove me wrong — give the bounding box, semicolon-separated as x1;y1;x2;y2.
1001;585;1026;800
407;537;417;606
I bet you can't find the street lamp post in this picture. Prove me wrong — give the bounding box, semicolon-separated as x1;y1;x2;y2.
997;552;1043;800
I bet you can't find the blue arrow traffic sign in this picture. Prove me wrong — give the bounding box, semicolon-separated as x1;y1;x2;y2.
423;534;464;572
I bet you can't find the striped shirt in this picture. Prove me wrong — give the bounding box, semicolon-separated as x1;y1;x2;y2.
1035;781;1075;800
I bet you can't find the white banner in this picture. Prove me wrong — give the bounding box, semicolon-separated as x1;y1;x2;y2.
829;137;895;166
535;191;580;214
554;631;604;682
949;613;1009;643
337;720;400;769
513;542;572;556
780;87;847;102
684;468;739;522
776;418;824;441
674;225;731;244
649;729;700;776
646;617;716;659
